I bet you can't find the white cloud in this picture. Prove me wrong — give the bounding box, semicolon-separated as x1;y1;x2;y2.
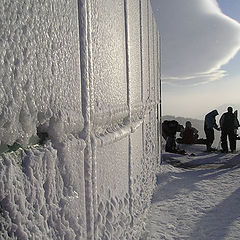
151;0;240;85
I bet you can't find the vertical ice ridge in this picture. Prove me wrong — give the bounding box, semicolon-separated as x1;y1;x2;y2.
124;0;134;228
78;0;94;239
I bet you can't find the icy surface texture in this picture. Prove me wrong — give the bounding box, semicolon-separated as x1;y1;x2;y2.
1;0;161;239
0;0;83;146
0;138;86;239
127;0;142;106
91;0;127;110
90;0;161;239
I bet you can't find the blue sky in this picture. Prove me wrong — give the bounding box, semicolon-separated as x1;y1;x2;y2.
217;0;240;22
218;0;240;75
151;0;240;119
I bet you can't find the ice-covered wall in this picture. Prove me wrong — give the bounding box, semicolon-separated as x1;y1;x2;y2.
0;0;161;239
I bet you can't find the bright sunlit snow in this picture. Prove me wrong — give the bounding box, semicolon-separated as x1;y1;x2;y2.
143;144;240;240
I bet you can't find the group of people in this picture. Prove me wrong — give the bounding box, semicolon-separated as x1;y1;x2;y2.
204;107;239;153
162;106;240;154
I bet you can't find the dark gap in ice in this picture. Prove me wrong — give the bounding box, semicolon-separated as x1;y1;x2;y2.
0;127;49;155
36;127;49;145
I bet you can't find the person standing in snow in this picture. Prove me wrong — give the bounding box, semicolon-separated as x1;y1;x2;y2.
204;110;220;152
219;107;239;153
234;110;240;140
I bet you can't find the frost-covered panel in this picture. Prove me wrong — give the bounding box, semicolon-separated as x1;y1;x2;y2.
129;126;157;238
148;5;154;101
154;21;162;162
129;128;143;237
152;17;160;164
126;0;142;105
96;194;132;239
143;112;157;181
140;0;158;174
140;0;150;102
96;138;129;198
145;5;159;168
157;35;162;158
153;19;158;102
131;128;143;180
0;138;86;239
156;32;161;103
95;137;131;239
0;1;83;147
90;0;127;111
129;126;155;239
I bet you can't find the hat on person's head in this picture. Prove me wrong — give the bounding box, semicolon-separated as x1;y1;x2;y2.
212;109;219;116
186;121;192;128
227;106;233;113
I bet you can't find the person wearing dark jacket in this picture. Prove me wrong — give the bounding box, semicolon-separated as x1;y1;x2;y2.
162;120;184;153
204;109;220;152
179;121;199;144
234;110;240;140
220;107;239;153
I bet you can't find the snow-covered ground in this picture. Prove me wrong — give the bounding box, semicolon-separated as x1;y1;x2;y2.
143;144;240;240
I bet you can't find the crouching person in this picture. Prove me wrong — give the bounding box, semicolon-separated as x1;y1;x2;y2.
162;120;184;153
179;121;199;144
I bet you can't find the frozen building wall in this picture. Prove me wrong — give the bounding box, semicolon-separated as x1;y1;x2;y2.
0;0;161;239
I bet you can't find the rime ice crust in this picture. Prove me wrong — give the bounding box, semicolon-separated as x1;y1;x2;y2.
0;1;83;146
1;0;161;239
0;139;86;239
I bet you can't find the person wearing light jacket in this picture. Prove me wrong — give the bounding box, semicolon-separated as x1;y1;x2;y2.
204;109;220;152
